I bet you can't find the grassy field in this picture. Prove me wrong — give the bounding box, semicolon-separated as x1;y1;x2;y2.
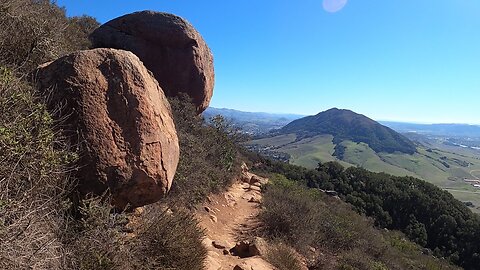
248;133;480;213
341;141;418;177
446;190;480;212
249;134;351;168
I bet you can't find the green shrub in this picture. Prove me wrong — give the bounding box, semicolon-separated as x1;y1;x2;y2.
337;248;375;270
63;200;208;270
266;242;304;270
259;175;382;254
129;207;207;270
166;95;241;206
0;69;75;269
0;0;98;72
64;197;128;270
259;178;323;251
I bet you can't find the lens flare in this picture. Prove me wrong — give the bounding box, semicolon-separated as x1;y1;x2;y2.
323;0;348;13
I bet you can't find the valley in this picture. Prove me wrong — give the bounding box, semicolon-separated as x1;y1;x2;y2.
207;106;480;213
247;133;480;212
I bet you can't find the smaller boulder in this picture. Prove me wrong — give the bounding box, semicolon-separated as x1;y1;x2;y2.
233;265;245;270
249;185;262;192
252;182;262;188
248;194;262;204
204;206;215;214
230;241;250;258
250;175;269;186
249;237;269;257
230;237;269;258
241;172;254;184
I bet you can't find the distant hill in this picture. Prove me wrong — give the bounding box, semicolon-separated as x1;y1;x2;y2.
381;121;480;138
203;107;303;134
277;108;417;154
247;109;480;212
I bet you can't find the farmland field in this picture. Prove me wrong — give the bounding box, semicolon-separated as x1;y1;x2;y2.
248;134;480;213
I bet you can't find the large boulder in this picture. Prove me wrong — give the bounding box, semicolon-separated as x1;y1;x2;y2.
34;48;179;208
90;11;214;113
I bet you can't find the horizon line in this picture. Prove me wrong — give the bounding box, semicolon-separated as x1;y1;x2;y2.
207;106;480;126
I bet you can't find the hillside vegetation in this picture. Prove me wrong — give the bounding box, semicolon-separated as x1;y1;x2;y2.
256;174;460;270
250;156;480;269
1;1;479;270
0;0;98;72
277;108;417;154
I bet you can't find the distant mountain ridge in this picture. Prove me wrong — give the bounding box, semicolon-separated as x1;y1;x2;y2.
380;121;480;138
203;107;303;134
277;108;417;154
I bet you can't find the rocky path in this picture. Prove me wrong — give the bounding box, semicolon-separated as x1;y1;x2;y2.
196;170;275;270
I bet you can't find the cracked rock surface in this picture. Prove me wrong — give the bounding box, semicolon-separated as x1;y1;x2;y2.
34;48;179;208
90;11;214;113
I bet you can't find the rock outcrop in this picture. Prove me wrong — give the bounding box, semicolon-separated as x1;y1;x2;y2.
34;48;179;208
90;11;214;113
230;237;269;258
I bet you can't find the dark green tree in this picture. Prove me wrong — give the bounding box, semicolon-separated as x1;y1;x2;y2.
405;215;428;247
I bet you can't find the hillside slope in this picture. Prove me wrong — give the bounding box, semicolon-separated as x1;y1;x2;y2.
278;108;417;154
247;108;480;212
196;165;460;270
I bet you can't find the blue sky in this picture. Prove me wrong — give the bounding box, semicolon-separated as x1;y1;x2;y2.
57;0;480;124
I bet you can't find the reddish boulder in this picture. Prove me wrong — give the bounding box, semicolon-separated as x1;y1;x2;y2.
34;48;179;208
90;11;214;113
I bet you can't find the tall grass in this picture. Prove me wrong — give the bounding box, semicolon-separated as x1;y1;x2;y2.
0;67;74;269
0;0;98;72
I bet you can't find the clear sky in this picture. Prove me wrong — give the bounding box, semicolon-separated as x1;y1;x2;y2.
57;0;480;124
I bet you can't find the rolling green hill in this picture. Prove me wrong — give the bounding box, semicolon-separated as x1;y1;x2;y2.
246;108;480;212
277;108;417;154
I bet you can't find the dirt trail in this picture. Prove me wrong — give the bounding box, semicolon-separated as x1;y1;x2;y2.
196;178;274;270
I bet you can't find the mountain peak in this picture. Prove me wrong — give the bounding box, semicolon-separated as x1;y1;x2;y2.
321;107;347;114
278;108;417;154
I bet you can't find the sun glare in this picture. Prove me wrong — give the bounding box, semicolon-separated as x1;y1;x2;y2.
323;0;348;13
